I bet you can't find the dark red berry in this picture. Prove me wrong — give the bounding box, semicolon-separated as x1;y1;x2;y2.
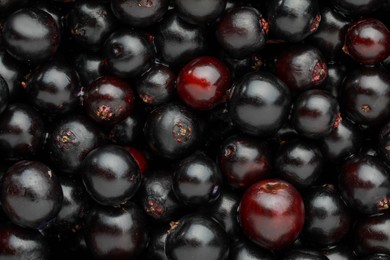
177;56;231;110
343;19;390;65
239;179;305;250
84;76;135;126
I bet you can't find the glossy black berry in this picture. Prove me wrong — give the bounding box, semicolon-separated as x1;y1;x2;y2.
308;7;350;59
379;122;390;165
47;114;102;175
175;0;226;25
275;138;323;188
229;236;275;260
173;152;222;207
81;145;141;206
144;103;202;160
165;214;230;260
0;103;45;160
109;112;143;146
218;135;271;189
84;202;148;260
2;8;60;63
0;160;63;229
84;76;135;126
145;225;169;260
330;0;383;17
339;155;390;215
111;0;169;28
355;214;390;255
103;29;155;78
267;0;321;42
67;1;116;50
321;245;356;260
321;63;347;98
141;170;181;221
154;12;207;65
0;223;49;259
283;248;328;260
25;59;81;115
229;72;291;136
136;64;176;106
275;45;327;91
216;7;267;59
292;89;340;139
342;67;390;126
303;185;351;246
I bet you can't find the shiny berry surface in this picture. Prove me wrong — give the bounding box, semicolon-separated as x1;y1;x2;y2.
84;76;135;126
218;135;271;189
275;45;327;91
239;179;305;250
339;155;390;215
74;53;105;87
2;8;60;63
292;89;340;139
0;160;63;229
177;56;231;110
0;75;9;115
344;19;390;65
81;145;141;206
229;72;291;136
175;0;227;25
165;214;230;260
331;0;382;17
0;50;26;100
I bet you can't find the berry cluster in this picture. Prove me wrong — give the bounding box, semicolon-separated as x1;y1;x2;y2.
0;0;390;259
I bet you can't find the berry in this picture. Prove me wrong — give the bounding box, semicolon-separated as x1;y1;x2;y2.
175;0;227;25
177;56;231;110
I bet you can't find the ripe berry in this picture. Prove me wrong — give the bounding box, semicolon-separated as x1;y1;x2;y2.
103;29;155;78
175;0;227;25
84;76;135;126
216;7;267;59
267;0;321;42
292;89;340;139
229;236;275;260
81;145;141;206
239;179;305;250
74;53;105;86
344;19;390;65
0;49;26;100
275;45;327;91
144;103;202;159
339;155;390;215
173;152;222;207
111;0;169;28
165;214;230;260
0;75;9;115
177;56;231;110
218;135;271;189
2;8;60;63
229;72;291;136
331;0;382;17
0;160;63;229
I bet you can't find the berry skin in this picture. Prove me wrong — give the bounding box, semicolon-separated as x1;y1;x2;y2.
84;202;148;260
84;76;135;126
103;29;155;78
174;0;227;25
216;7;267;59
67;1;116;50
267;0;321;42
331;0;383;17
165;214;230;260
111;0;169;28
81;145;141;206
2;8;60;63
177;56;231;110
74;53;105;87
229;236;275;260
343;19;390;65
292;89;340;139
144;103;202;160
339;155;390;215
0;160;63;229
218;135;271;189
342;67;390;126
229;72;291;136
239;179;305;250
275;45;328;91
0;223;49;260
173;152;222;207
0;75;9;115
0;50;26;100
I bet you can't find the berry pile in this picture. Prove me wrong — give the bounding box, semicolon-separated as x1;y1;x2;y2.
0;0;390;259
